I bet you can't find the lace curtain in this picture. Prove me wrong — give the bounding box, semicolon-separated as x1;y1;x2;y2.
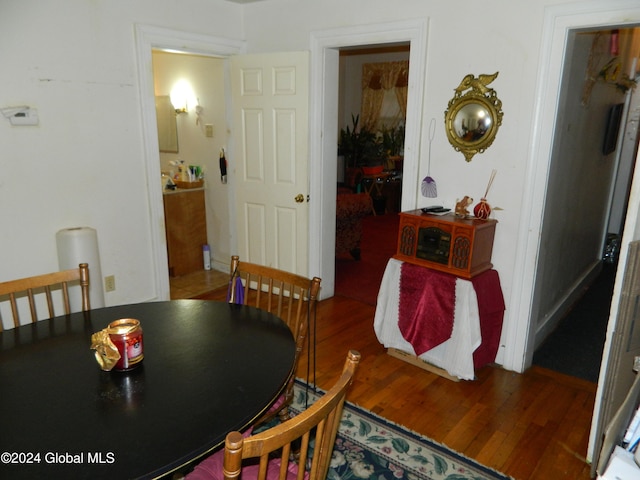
361;61;409;131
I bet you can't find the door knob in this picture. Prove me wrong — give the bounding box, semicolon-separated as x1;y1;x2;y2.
294;194;304;203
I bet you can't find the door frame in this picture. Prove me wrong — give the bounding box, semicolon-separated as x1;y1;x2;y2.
504;1;640;376
506;1;640;464
134;21;429;301
308;19;429;299
133;24;244;301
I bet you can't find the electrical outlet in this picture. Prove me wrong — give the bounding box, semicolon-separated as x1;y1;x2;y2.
105;275;116;292
205;124;214;137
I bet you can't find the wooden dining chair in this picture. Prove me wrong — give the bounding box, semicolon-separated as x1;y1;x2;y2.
228;255;321;423
0;263;90;331
186;350;360;480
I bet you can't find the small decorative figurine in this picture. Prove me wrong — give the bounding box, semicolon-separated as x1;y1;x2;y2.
455;196;473;218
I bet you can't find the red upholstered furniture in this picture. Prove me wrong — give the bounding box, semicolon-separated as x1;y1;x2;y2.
335;192;373;260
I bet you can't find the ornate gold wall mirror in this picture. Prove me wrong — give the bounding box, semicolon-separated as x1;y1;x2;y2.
444;72;503;162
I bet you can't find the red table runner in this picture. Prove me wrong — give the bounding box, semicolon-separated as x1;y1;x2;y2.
471;269;505;368
398;263;456;355
397;264;505;367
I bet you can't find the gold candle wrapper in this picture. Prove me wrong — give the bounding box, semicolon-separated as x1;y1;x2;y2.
91;329;121;371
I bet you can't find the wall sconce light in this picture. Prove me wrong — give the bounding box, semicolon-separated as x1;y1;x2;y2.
170;90;188;113
171;97;187;114
170;80;196;114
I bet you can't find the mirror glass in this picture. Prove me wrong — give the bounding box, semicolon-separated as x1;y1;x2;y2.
453;103;492;143
155;95;178;153
444;72;503;162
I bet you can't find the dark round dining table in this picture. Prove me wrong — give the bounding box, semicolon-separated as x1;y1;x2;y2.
0;300;296;479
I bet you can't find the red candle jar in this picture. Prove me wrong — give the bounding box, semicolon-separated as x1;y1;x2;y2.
107;319;144;371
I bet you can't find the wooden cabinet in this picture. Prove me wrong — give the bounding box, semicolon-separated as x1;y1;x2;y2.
163;189;207;277
395;210;496;278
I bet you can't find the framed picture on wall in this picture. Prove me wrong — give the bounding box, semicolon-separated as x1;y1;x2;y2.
155;95;179;153
602;103;623;156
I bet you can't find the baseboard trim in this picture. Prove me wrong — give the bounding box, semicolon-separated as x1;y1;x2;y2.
534;261;603;349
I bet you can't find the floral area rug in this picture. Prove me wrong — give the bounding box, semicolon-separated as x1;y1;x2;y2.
288;379;512;480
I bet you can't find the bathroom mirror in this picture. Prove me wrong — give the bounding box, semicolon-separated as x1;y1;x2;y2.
155;95;178;153
444;72;503;162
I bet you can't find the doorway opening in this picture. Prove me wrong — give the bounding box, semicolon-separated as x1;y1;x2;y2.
530;25;640;382
134;24;243;302
308;19;428;301
334;43;409;304
151;50;232;299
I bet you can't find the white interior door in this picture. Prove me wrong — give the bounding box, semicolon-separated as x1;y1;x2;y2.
231;52;309;275
592;240;640;475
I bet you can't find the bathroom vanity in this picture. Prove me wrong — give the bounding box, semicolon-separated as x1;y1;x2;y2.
163;187;207;277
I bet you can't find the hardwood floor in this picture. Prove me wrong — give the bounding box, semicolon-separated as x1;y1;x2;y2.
195;285;596;480
169;269;228;299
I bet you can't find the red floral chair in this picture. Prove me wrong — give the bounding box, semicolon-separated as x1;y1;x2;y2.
336;190;373;260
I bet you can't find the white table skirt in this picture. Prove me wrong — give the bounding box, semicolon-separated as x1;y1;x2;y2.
373;258;482;380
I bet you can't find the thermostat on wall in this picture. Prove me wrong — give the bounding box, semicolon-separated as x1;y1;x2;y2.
1;105;39;126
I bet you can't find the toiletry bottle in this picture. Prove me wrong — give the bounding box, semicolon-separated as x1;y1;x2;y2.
203;245;211;270
180;161;188;182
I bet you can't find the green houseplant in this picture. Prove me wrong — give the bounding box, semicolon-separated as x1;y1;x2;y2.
381;124;405;170
338;114;381;169
381;124;405;157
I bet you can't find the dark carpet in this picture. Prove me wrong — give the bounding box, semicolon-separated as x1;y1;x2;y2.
335;213;399;305
532;263;617;383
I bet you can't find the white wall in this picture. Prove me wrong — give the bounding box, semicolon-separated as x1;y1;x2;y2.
1;0;639;373
0;0;243;314
531;30;631;346
608;62;640;235
240;0;640;371
241;0;552;367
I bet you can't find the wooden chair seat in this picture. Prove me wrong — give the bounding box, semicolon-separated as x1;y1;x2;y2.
186;350;360;480
0;263;90;331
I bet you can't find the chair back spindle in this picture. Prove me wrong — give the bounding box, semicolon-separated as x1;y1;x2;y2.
223;350;361;480
0;263;90;331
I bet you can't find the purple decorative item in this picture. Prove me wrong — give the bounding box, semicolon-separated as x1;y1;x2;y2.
226;275;244;304
421;118;437;198
421;176;437;198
